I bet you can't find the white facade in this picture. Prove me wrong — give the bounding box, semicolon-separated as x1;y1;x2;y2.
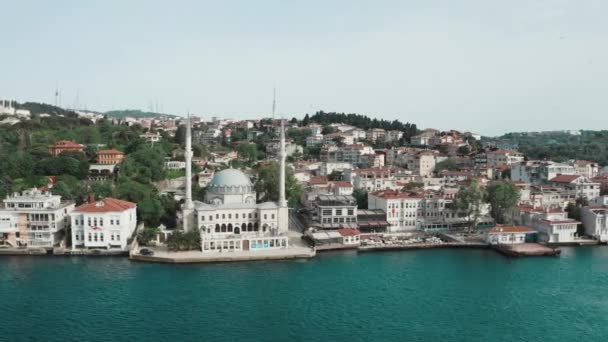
582;205;608;242
484;226;532;245
71;198;137;250
184;120;291;253
0;189;74;248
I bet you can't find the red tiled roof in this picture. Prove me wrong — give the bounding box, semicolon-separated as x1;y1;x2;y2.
50;140;84;148
74;198;136;213
97;149;124;155
337;228;360;236
370;189;424;199
309;176;328;185
549;175;581;183
331;181;352;188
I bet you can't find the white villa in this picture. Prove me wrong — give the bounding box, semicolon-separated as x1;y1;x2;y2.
70;197;137;250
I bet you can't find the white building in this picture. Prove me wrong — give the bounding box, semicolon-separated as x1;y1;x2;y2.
582;198;608;242
140;132;162;143
70;198;137;250
511;161;576;185
345;167;412;192
0;189;74;248
165;160;187;170
483;226;535;245
549;175;601;201
486;149;524;168
180;118;290;253
318;162;353;177
513;206;579;243
571;160;599;178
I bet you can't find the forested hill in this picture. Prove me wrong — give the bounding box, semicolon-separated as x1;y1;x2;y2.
301;111;419;140
497;130;608;165
105;109;178;119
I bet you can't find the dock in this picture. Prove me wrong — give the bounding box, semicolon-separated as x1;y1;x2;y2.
492;243;560;257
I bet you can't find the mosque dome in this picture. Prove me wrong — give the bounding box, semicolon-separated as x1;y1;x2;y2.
208;169;252;189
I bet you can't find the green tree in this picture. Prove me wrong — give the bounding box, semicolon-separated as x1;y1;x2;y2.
237;143;258;163
137;226;160;246
352;188;368;209
434;158;460;173
90;181;113;198
454;180;486;232
254;162;302;207
328;170;343;181
138;198;165;227
485;180;521;224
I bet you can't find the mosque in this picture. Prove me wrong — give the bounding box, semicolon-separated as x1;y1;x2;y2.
180;117;289;253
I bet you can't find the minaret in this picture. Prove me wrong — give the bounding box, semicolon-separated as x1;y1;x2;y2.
279;118;287;208
182;114;194;231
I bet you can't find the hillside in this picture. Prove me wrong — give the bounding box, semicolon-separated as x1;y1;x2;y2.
105;109;179;119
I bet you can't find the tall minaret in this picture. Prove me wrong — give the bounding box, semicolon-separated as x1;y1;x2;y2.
183;114;194;231
278;118;287;208
272;85;276;120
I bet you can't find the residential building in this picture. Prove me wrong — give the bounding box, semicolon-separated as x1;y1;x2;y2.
323;132;355;145
367;128;386;142
70;197;137;250
48;140;84;157
320;144;375;165
312;195;358;230
368;190;424;232
0;189;74;248
513;206;579;243
345;167;412;192
571;160;599;178
318;162;353;177
529;186;577;209
96;149;124;165
139;132;161;143
384;130;403;142
582;197;608;242
549;175;601;201
396;150;436;177
305;134;323;147
165;160;186;170
486;149;524;168
511;161;576;185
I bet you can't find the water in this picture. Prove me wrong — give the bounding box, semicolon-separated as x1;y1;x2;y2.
2;247;608;342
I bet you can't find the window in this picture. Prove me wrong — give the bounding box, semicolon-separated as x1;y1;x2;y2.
116;234;120;241
88;217;91;226
100;218;104;226
88;233;92;242
110;219;114;225
100;233;104;242
336;209;343;216
264;214;267;220
94;233;98;242
271;214;275;219
116;220;120;225
201;216;205;221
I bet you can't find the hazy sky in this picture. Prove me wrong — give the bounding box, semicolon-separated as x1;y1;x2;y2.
1;0;606;135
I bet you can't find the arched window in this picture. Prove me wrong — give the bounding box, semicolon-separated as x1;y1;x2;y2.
242;223;246;231
262;224;267;232
254;222;259;231
248;223;253;231
221;224;227;232
215;224;220;232
228;223;233;232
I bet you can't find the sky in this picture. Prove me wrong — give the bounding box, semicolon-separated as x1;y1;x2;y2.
1;0;607;136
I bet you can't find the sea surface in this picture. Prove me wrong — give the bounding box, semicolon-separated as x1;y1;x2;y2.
2;247;608;342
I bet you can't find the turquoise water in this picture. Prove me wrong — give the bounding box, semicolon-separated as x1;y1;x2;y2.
2;248;608;342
